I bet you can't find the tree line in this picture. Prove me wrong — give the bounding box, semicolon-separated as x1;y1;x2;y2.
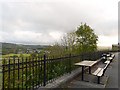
44;23;98;57
2;23;98;57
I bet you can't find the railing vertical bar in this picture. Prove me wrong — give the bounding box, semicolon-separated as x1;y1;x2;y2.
29;57;32;89
50;57;52;82
52;56;54;82
43;54;46;86
45;56;47;85
8;57;10;89
35;57;37;89
18;57;20;90
69;53;71;73
48;58;50;83
52;56;55;81
21;57;24;90
41;57;42;86
33;57;35;89
38;56;40;87
2;58;5;90
32;57;34;89
46;57;48;84
50;57;52;83
53;56;55;81
32;57;35;89
25;57;28;90
41;56;43;86
48;57;50;83
13;57;15;89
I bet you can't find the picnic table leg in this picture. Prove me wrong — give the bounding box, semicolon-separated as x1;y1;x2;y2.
89;67;91;74
97;76;100;84
82;66;84;81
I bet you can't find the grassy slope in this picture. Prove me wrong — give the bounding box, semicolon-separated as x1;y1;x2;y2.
2;54;31;58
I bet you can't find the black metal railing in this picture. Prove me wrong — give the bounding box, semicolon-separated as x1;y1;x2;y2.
1;50;115;90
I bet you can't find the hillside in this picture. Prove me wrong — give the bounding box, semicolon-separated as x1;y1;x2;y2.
1;42;49;55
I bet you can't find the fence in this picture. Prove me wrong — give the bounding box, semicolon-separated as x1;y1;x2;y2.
1;50;114;90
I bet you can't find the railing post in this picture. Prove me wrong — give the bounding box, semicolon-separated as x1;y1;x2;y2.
43;54;46;86
2;58;5;90
69;53;71;73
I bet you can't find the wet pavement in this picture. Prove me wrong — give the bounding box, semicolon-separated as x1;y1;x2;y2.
61;52;119;88
105;52;118;88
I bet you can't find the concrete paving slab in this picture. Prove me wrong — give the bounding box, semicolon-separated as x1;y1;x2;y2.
63;74;109;88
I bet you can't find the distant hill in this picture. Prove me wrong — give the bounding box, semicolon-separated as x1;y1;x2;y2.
0;42;49;55
97;46;112;50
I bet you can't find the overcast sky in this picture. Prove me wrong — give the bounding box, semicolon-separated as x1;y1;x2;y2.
0;0;119;46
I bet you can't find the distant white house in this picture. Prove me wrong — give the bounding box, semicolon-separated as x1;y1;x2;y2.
18;49;24;54
26;48;42;54
26;48;33;54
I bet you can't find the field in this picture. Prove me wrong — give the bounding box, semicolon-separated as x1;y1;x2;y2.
2;54;31;58
0;54;31;89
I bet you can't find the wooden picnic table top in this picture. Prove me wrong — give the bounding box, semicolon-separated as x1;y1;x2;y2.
75;60;98;67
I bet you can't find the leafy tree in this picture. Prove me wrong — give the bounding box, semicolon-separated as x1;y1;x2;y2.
75;23;98;53
44;43;65;57
44;23;98;56
61;32;77;54
30;53;37;58
19;54;23;57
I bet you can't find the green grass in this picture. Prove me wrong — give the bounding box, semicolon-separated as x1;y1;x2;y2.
2;54;31;58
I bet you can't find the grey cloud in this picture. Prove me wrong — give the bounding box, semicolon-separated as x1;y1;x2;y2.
0;0;118;45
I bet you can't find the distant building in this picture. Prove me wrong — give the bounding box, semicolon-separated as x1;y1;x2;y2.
112;43;120;51
26;48;33;54
18;49;23;54
26;48;41;54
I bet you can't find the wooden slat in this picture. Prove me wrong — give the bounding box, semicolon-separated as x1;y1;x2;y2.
102;57;106;59
75;60;97;67
104;60;110;64
92;68;102;76
107;54;110;57
97;69;104;76
103;63;109;70
108;57;112;60
111;54;115;58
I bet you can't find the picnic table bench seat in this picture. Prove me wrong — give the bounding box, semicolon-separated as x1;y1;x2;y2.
92;68;103;76
111;54;115;58
104;60;110;64
92;61;110;84
102;54;115;63
108;54;115;62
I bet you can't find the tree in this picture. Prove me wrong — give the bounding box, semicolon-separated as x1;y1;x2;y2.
30;53;37;58
19;53;23;57
75;23;98;53
43;23;98;56
44;43;65;57
61;32;77;54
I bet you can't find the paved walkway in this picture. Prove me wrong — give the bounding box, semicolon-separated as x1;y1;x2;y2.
61;52;119;88
105;52;118;88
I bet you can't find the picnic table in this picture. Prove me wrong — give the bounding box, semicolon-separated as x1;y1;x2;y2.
75;60;98;81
